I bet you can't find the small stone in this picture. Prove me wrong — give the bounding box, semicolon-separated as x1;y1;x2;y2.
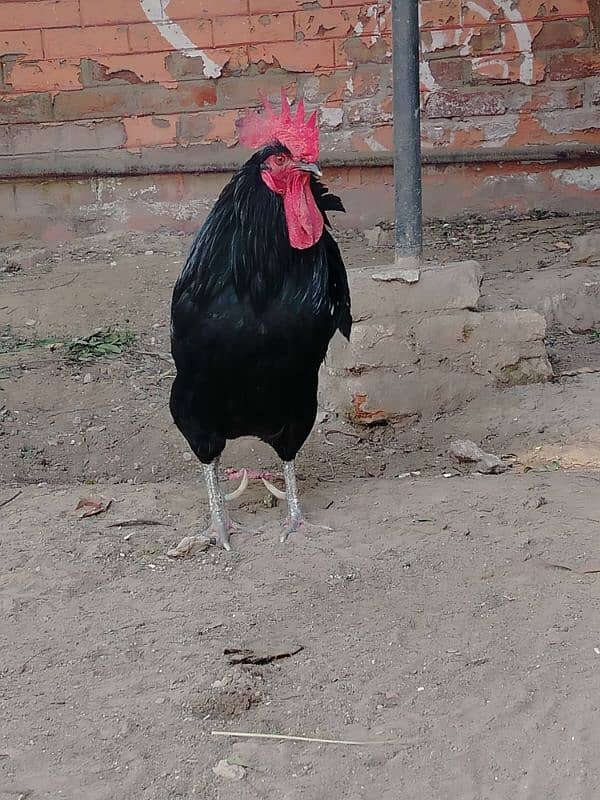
212;759;246;781
449;439;507;475
182;452;192;462
83;373;92;384
145;249;155;256
25;319;36;327
475;456;507;475
450;439;489;463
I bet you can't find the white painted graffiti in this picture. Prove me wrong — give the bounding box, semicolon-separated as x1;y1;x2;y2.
420;0;537;96
139;0;222;78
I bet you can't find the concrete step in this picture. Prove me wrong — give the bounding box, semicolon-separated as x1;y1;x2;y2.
320;259;552;424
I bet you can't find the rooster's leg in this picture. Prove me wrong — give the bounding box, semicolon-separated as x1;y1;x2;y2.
279;460;302;542
262;460;306;542
168;460;255;557
263;460;332;543
203;460;233;550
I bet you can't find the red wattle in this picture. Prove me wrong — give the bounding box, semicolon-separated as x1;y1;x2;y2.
282;173;324;250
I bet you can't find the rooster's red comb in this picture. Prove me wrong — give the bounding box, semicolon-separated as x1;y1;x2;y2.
237;90;319;163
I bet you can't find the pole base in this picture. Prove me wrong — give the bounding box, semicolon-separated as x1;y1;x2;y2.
392;253;421;283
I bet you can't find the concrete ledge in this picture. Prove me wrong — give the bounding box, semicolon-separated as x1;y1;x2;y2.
2;144;598;181
350;260;482;318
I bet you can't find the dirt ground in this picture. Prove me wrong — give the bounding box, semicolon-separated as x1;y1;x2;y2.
2;211;600;799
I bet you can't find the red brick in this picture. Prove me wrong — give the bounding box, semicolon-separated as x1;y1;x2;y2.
178;108;239;145
169;0;247;17
0;91;52;122
461;3;502;27
346;97;391;125
370;125;392;150
0;1;79;31
420;0;461;29
532;19;588;50
43;25;130;59
295;8;377;40
248;39;335;70
469;24;502;54
517;0;590;18
128;19;213;52
314;68;355;102
135;82;217;115
425;89;506;118
53;85;137;121
471;54;546;84
249;0;302;11
123;115;178;148
0;29;43;59
0;119;126;156
177;110;211;143
548;50;600;80
334;35;390;67
56;82;216;121
506;85;584;112
426;56;465;86
80;0;149;26
166;46;248;79
53;81;218;122
351;63;390;97
80;53;176;86
8;58;82;92
213;13;294;46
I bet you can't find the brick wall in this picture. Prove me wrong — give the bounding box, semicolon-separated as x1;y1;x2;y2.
0;0;599;240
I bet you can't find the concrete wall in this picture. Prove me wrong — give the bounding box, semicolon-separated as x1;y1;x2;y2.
0;0;599;240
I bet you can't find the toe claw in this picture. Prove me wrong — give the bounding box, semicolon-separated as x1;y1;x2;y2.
262;478;287;501
224;469;249;501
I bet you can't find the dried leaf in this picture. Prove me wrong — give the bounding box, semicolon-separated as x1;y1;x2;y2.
107;518;169;528
524;460;561;473
0;489;22;509
542;561;600;575
167;535;210;558
227;753;252;768
224;642;303;665
75;496;112;518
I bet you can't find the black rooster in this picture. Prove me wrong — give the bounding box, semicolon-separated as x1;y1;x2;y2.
169;94;351;550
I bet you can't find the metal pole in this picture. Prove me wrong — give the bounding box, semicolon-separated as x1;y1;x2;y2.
392;0;423;271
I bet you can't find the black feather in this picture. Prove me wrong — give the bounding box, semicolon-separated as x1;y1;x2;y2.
170;144;352;465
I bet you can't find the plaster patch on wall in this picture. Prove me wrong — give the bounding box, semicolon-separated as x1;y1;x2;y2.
552;167;600;191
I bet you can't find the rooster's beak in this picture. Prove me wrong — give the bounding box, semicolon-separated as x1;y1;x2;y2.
296;161;322;178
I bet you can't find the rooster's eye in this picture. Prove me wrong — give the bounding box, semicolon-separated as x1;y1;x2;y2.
274;155;286;166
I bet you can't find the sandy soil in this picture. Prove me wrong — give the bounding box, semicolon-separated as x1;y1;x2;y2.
2;212;600;799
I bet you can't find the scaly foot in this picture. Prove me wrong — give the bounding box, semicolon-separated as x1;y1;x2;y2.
168;514;259;557
280;514;332;544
